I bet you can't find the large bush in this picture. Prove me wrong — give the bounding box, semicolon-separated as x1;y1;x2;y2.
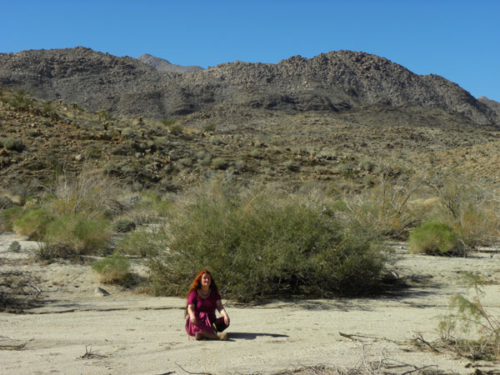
408;221;464;256
148;185;388;301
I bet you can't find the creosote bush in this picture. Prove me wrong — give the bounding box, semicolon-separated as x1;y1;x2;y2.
148;183;388;301
91;254;131;284
408;221;464;256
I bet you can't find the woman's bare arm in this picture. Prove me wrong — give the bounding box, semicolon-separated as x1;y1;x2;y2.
216;300;230;325
187;303;197;324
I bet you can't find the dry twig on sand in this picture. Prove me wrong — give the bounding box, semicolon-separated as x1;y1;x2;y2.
411;333;441;353
0;337;33;351
80;345;107;359
0;342;28;350
339;332;400;344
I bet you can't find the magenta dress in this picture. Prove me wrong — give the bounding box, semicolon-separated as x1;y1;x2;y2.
185;289;228;337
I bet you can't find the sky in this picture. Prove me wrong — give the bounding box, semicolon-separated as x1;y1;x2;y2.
1;0;499;101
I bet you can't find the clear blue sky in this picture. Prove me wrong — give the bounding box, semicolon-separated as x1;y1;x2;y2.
1;0;499;101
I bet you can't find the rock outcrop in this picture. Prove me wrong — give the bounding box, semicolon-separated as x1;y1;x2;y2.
137;53;203;74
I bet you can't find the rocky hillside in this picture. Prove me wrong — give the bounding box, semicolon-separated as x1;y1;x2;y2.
1;87;500;194
0;47;498;126
137;53;203;74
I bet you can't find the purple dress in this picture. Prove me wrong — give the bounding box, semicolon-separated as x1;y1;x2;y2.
185;289;228;337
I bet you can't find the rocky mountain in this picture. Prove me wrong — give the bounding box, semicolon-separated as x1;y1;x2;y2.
137;53;204;74
0;47;498;126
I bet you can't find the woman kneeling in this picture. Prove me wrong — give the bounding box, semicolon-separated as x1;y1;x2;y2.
185;270;230;340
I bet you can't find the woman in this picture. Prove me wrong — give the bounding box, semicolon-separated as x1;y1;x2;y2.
185;270;230;340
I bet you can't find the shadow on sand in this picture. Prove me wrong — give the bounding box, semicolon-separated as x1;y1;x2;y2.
227;332;289;340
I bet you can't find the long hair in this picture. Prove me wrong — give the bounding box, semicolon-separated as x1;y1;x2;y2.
186;270;219;298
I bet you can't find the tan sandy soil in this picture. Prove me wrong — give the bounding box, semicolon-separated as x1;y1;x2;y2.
1;233;499;375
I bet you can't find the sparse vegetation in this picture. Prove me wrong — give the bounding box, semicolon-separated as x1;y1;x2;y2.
1;48;500;374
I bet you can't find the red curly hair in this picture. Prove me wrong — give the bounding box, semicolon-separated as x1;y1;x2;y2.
187;270;219;297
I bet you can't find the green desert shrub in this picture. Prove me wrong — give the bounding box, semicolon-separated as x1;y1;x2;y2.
148;184;387;301
203;123;216;132
1;137;25;152
282;160;300;172
211;157;228;170
91;254;131;284
8;241;21;253
112;218;136;233
178;158;193;167
169;124;183;135
161;118;176;127
13;208;53;240
1;206;24;231
43;214;112;256
408;221;464;256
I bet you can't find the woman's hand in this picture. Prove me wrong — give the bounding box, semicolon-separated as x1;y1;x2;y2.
223;314;230;326
187;303;197;325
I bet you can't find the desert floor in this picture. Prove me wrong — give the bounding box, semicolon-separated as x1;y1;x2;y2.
1;233;499;375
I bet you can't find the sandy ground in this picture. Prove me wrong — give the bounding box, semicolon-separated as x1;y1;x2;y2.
1;233;499;375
